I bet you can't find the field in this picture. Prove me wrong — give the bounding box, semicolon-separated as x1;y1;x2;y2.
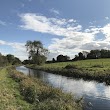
28;58;110;84
29;58;110;72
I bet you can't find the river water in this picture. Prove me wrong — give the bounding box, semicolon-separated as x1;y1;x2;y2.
16;66;110;110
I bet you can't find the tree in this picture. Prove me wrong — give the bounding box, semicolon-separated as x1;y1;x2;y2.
87;50;101;59
12;57;21;65
57;55;70;62
78;52;85;60
52;58;56;63
0;53;8;66
72;55;79;61
25;40;48;65
6;54;15;64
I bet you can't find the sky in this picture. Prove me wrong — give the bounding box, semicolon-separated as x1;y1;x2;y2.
0;0;110;60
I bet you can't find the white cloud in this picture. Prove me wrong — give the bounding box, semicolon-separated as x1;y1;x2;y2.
101;24;110;41
20;13;81;37
0;20;6;26
19;13;110;59
105;17;109;20
0;40;28;61
50;8;60;15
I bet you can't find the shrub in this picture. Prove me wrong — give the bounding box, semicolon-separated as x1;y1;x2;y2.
20;79;37;103
91;64;103;68
65;64;78;69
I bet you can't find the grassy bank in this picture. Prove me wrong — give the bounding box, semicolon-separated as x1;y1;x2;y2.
27;58;110;85
0;67;33;110
7;67;82;110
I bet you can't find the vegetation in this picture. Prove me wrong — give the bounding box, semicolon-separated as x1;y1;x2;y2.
0;67;32;110
0;53;21;66
57;55;70;62
73;49;110;61
46;49;110;63
7;67;82;110
25;40;48;65
27;58;110;85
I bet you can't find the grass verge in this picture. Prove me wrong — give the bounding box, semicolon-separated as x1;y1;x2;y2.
7;67;82;110
0;67;33;110
26;58;110;85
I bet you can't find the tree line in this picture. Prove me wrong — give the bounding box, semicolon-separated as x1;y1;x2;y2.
48;49;110;63
0;53;21;66
73;49;110;61
23;40;110;65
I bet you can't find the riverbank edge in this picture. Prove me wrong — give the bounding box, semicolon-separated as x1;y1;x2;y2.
0;67;33;110
7;66;83;110
26;64;110;85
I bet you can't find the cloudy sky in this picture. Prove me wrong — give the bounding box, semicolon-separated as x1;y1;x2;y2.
0;0;110;60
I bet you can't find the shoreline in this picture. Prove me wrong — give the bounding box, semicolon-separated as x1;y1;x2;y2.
8;66;83;110
26;64;110;85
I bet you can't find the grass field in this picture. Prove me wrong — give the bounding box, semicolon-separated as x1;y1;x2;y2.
29;58;110;72
27;58;110;84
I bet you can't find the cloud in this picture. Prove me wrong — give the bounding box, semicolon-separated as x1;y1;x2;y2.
105;17;109;20
19;13;110;59
28;0;32;2
0;20;6;26
50;8;60;15
0;40;28;61
20;13;83;37
101;24;110;41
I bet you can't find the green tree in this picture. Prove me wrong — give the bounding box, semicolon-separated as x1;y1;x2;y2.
57;55;70;62
6;54;15;64
25;40;48;65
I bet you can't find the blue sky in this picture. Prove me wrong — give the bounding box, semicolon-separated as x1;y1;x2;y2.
0;0;110;60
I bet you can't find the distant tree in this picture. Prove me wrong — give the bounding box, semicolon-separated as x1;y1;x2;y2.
72;55;79;61
52;58;56;63
25;40;48;65
22;60;30;65
57;55;70;62
6;54;15;64
87;50;101;59
0;54;8;66
78;52;85;60
100;49;109;58
0;53;21;66
82;51;89;58
12;57;21;65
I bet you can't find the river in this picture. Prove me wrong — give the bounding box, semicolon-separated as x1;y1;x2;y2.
16;66;110;110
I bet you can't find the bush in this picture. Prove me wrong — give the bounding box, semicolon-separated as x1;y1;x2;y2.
91;64;103;68
65;65;78;69
34;99;74;110
8;70;26;82
20;79;37;103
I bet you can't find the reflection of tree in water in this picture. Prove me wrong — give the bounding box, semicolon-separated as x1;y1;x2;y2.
27;69;49;83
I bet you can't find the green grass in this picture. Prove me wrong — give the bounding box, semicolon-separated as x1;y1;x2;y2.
33;58;110;72
27;58;110;84
7;67;82;110
0;68;33;110
0;67;82;110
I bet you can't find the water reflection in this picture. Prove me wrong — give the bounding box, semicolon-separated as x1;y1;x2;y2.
16;66;110;110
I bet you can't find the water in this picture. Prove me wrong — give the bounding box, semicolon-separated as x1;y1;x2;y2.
16;66;110;110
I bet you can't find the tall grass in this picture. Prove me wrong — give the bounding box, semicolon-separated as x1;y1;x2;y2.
7;67;82;110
